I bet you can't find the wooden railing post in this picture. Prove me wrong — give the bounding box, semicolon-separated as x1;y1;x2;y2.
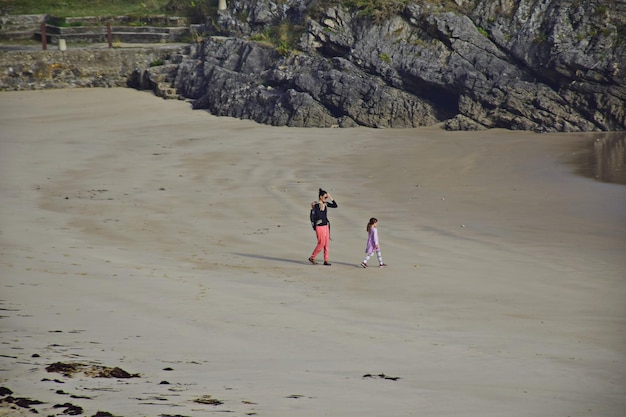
40;21;47;50
106;21;112;48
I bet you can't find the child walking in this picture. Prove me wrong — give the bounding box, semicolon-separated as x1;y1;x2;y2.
361;217;387;268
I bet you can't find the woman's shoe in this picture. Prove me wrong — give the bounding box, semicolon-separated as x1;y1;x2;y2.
323;261;332;266
379;263;387;268
308;257;317;265
360;262;367;268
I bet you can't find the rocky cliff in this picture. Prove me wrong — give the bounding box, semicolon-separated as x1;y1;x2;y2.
133;0;625;131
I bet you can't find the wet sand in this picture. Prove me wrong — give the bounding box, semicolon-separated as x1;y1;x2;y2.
1;88;625;416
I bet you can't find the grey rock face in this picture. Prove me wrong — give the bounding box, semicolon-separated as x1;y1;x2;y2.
169;36;438;127
469;0;625;131
154;0;625;131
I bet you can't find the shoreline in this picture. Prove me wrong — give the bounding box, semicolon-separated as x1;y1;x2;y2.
571;132;626;185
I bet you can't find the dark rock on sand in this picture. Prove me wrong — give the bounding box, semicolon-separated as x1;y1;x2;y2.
363;372;401;381
53;402;84;415
1;395;44;408
193;395;223;405
91;412;117;417
46;362;139;378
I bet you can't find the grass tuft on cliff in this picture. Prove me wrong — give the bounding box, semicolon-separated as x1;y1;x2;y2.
1;0;171;17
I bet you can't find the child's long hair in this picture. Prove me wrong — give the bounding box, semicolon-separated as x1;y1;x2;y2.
366;217;378;232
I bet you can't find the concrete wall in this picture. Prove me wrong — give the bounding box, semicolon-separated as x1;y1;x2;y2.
0;14;45;41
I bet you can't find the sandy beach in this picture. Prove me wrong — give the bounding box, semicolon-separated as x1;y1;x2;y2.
1;88;625;416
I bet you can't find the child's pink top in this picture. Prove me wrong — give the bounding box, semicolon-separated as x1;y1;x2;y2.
365;227;379;253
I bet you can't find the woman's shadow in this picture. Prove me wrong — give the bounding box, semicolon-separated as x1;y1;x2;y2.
233;253;356;267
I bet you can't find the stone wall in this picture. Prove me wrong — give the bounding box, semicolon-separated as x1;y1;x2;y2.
0;46;187;90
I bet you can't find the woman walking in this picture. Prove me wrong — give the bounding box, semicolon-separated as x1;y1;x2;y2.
361;217;387;268
309;188;338;266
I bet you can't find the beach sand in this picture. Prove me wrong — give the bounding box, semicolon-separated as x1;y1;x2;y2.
1;88;625;416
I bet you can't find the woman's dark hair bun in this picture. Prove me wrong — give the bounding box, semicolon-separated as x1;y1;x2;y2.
318;188;326;197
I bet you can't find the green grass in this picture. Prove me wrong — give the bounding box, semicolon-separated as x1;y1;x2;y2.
1;0;171;17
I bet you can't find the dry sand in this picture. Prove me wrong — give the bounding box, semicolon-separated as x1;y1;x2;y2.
1;88;625;417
